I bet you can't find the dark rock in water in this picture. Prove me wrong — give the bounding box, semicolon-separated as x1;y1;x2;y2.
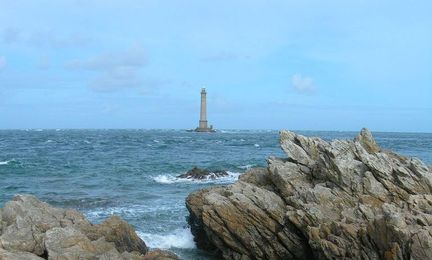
178;167;228;180
0;195;179;260
186;129;432;260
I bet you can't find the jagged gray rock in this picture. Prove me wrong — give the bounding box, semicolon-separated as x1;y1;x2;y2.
186;128;432;259
178;167;228;180
0;195;178;260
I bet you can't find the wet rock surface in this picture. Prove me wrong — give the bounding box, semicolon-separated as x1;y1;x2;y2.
186;128;432;260
178;167;228;180
0;195;178;260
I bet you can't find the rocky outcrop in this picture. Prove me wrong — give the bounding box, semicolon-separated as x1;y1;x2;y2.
178;167;228;180
186;128;432;259
0;195;178;260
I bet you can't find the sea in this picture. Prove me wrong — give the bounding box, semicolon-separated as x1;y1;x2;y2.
0;129;431;259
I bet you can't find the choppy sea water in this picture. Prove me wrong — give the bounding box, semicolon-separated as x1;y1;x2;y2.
0;129;431;259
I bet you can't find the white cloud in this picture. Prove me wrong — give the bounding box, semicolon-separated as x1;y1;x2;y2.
0;56;6;71
1;28;21;44
1;28;90;49
89;67;141;92
64;45;150;92
65;45;147;71
292;74;315;92
29;30;91;49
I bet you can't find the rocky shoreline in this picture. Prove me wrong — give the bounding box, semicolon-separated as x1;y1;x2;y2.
0;195;178;259
186;128;432;259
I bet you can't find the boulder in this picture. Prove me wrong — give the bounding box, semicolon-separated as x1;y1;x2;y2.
186;129;432;259
0;195;91;256
83;216;148;254
178;167;228;180
0;195;179;260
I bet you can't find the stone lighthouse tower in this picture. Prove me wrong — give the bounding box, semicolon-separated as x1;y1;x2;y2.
195;88;215;132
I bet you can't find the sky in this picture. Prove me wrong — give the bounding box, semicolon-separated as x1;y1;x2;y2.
0;0;431;132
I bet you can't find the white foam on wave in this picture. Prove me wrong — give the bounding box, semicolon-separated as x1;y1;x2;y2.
153;175;178;184
84;203;185;223
254;143;260;147
153;171;241;185
46;140;54;143
219;130;239;134
137;228;196;249
0;160;10;165
238;164;254;170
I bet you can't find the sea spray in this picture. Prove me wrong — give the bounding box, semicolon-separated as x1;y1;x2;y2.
137;228;196;249
152;171;241;184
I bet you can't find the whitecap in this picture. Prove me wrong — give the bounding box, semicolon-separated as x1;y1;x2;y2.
46;140;54;143
153;140;160;143
254;143;260;147
137;228;196;249
0;160;10;165
238;164;254;170
220;130;237;134
153;171;241;185
84;140;91;144
153;175;178;184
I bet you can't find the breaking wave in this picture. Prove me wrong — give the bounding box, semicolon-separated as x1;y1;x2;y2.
137;228;196;249
0;160;10;165
153;171;241;184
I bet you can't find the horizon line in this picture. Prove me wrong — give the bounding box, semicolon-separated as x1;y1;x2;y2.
0;128;431;134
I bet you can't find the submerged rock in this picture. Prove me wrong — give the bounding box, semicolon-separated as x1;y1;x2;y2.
186;128;432;259
178;167;228;180
0;195;178;260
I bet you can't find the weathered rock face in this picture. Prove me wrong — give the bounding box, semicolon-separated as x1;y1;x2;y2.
178;167;228;180
0;195;178;260
186;128;432;260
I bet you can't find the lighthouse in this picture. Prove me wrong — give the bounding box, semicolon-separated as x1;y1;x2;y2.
195;88;215;132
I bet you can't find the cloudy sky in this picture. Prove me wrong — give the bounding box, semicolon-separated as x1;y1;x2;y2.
0;0;431;131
